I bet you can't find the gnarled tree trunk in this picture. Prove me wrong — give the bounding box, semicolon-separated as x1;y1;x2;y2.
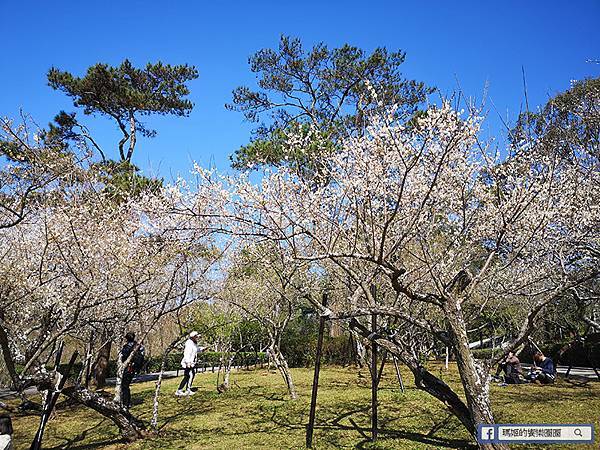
0;356;11;388
349;317;508;450
62;385;146;441
91;335;112;390
0;316;18;389
443;299;508;450
113;351;125;404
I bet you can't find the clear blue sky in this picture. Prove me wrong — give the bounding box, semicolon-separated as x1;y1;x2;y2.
1;0;598;180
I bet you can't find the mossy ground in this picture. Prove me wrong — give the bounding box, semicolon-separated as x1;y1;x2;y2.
9;363;600;449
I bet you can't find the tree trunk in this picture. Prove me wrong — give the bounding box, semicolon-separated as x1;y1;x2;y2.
353;331;367;368
151;335;185;430
223;354;235;390
31;352;78;450
0;316;18;388
151;358;167;430
62;385;146;441
349;318;480;444
417;363;475;428
127;112;136;162
444;300;509;450
216;354;224;392
217;354;235;393
91;337;112;390
113;351;125;404
0;355;11;388
270;346;297;400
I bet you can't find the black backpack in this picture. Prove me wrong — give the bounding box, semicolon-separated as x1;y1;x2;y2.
122;342;145;373
132;344;145;372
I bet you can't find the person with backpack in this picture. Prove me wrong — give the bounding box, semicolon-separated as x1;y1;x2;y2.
120;332;145;409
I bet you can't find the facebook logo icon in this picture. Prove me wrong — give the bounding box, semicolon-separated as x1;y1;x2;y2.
478;423;594;444
478;425;496;443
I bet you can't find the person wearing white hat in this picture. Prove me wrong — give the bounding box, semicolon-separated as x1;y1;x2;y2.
175;331;203;396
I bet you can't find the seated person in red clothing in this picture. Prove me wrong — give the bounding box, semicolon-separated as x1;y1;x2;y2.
494;351;524;384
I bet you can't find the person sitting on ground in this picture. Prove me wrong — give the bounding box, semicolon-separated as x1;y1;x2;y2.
0;414;14;450
175;331;203;396
120;331;146;409
526;351;556;384
494;351;524;384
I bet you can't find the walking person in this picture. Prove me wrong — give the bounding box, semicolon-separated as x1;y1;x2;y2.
120;332;145;409
0;414;14;450
175;331;202;396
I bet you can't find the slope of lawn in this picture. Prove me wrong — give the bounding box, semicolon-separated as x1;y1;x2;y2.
9;363;600;449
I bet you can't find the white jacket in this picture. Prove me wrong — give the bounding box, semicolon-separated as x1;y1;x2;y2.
181;339;198;368
0;435;13;450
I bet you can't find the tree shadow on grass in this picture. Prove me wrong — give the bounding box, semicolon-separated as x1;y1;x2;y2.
562;376;599;387
155;397;217;431
308;417;474;449
339;411;472;449
266;400;475;449
46;419;124;450
48;438;124;450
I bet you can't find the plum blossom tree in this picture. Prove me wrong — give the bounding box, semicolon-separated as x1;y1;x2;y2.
0;115;83;231
0;194;142;437
0;173;218;442
220;242;315;399
0;115;86;388
180;101;598;447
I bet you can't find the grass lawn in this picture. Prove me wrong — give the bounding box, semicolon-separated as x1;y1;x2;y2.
9;363;600;449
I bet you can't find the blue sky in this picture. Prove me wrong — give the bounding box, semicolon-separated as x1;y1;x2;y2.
1;0;598;180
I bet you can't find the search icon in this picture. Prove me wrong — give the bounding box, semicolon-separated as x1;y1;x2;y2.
574;428;583;437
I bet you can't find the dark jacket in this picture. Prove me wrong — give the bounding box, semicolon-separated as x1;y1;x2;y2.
121;342;145;374
539;357;555;375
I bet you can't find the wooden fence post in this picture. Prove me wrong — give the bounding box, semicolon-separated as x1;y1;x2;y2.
370;284;378;442
392;356;405;393
306;292;328;448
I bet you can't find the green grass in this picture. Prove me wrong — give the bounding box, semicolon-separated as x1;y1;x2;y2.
9;364;600;449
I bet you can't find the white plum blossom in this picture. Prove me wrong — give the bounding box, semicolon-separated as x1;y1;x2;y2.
175;101;599;439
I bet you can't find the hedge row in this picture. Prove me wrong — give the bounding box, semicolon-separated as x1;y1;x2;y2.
53;351;268;378
51;337;599;378
282;334;355;367
144;351;268;373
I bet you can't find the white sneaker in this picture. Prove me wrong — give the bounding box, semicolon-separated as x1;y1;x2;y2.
186;390;196;396
174;390;186;396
